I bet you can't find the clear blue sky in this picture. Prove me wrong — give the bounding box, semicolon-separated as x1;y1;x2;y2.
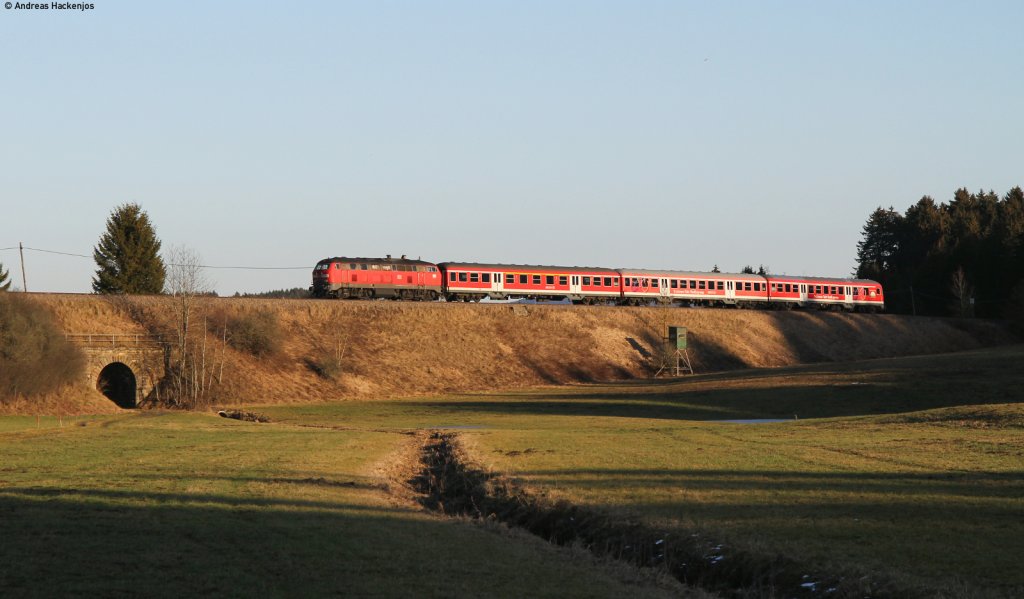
2;1;1022;295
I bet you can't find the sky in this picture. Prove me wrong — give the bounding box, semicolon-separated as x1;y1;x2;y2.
1;1;1022;295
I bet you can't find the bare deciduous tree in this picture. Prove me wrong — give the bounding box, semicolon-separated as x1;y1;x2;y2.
163;245;217;407
950;266;974;318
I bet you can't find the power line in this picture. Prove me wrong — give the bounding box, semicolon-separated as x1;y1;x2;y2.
23;246;91;259
8;244;309;270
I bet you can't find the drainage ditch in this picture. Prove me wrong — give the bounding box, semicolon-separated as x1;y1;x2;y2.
410;432;919;599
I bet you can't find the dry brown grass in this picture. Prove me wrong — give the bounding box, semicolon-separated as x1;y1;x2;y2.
28;294;1020;410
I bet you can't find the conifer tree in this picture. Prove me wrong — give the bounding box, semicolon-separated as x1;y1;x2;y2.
0;262;10;292
92;203;166;294
855;207;904;280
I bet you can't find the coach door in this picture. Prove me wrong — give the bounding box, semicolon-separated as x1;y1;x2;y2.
659;278;670;299
799;284;808;303
844;286;853;307
725;280;735;300
493;272;502;293
570;275;582;295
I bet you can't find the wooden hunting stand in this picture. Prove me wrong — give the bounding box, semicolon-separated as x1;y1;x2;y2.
655;326;693;377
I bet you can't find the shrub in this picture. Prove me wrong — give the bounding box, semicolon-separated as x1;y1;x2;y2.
0;294;85;401
227;310;283;358
307;352;344;380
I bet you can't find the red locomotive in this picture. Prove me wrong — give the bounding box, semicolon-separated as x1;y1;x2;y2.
311;256;884;312
311;255;443;300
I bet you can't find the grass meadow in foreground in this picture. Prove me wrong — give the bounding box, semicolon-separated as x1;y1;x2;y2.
0;413;683;598
265;345;1024;597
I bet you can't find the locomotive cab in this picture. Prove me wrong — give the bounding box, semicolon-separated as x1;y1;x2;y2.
311;260;337;297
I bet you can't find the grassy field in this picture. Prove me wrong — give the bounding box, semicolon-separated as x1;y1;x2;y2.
3;345;1022;597
262;345;1024;597
0;413;685;598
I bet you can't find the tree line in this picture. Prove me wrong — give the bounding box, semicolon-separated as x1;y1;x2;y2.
855;187;1024;318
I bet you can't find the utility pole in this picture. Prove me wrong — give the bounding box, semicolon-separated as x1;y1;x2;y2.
19;242;27;292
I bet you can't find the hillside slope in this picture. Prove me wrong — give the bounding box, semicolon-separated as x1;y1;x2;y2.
29;293;1018;412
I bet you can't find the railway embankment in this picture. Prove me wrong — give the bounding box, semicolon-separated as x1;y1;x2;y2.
24;293;1022;411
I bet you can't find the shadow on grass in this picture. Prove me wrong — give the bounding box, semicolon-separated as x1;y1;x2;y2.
514;468;1024;500
0;485;627;598
421;382;1010;421
430;346;1024;421
0;489;410;596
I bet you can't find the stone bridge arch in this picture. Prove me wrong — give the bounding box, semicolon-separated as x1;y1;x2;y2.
68;335;169;408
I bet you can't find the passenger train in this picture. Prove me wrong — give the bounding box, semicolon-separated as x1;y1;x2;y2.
310;255;884;312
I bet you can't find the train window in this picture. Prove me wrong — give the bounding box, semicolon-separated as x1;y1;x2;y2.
458;272;467;282
583;276;591;285
716;281;723;290
482;273;490;283
604;277;613;286
520;274;528;284
470;273;479;282
698;281;706;290
753;283;760;291
506;274;515;284
449;272;456;281
558;276;567;285
742;282;750;291
670;280;677;289
853;287;859;296
651;279;659;288
815;285;822;294
532;275;541;285
360;264;368;270
546;275;555;285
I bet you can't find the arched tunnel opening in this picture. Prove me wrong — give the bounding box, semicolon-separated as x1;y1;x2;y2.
97;362;137;409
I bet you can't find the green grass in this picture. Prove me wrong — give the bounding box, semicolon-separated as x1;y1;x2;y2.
0;413;681;598
264;345;1024;597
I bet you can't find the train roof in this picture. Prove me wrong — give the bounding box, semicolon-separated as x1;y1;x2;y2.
318;256;438;267
438;262;619;274
618;268;765;279
765;274;881;285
